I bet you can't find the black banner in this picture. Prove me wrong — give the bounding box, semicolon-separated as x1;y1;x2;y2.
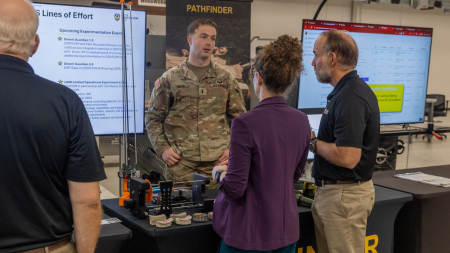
166;0;251;109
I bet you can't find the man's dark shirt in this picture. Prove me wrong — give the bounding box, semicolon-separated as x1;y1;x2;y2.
313;70;380;181
0;55;106;252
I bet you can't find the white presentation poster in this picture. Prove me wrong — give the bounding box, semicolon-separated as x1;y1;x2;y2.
30;3;146;135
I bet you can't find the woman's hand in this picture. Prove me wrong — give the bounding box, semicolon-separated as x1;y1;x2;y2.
211;165;228;184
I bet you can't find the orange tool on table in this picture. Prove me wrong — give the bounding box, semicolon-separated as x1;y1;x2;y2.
119;175;130;206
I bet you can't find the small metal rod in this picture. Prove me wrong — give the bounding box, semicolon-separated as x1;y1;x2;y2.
171;202;194;206
121;2;126;165
147;202;194;210
148;204;201;212
129;3;138;166
149;180;207;187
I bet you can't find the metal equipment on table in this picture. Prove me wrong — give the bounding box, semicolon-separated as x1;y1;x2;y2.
123;173;214;219
294;179;315;206
127;137;167;182
123;178;150;219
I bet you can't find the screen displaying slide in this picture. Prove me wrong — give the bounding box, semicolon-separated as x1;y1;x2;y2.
307;114;322;160
30;3;146;135
299;20;432;125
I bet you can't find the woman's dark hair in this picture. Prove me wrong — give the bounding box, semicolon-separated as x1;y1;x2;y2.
253;35;303;94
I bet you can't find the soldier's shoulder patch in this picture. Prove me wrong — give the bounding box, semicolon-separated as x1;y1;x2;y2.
155;79;160;90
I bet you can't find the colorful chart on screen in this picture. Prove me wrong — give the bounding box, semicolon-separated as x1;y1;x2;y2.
298;20;432;125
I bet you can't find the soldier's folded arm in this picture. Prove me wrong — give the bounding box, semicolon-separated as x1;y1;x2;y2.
145;77;173;157
226;76;247;120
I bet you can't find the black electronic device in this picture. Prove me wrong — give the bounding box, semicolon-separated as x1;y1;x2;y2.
192;174;214;209
375;136;399;171
123;178;150;219
157;181;174;216
123;173;214;219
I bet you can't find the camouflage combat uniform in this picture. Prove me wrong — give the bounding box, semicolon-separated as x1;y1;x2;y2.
146;59;246;185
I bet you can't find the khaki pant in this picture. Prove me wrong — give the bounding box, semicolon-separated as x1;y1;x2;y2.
167;158;218;189
311;180;375;253
46;242;76;253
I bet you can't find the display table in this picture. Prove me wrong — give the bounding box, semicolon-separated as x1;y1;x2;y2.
373;165;450;253
102;186;411;253
95;213;132;253
102;191;222;253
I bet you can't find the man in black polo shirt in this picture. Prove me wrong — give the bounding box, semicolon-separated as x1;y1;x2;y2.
309;30;380;253
0;0;106;252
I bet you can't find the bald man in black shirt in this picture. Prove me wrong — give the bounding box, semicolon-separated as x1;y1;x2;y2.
309;30;380;253
0;1;106;252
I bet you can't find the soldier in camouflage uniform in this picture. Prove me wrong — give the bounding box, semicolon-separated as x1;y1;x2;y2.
145;19;246;187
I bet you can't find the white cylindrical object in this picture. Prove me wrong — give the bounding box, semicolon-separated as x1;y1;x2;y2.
304;162;312;181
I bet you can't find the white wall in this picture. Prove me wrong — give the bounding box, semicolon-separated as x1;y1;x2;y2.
147;15;166;35
250;0;352;59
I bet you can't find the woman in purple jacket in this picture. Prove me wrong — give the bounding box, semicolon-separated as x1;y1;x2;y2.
212;35;310;253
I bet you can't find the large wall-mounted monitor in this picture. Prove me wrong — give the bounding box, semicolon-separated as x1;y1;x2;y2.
298;20;433;125
30;3;146;135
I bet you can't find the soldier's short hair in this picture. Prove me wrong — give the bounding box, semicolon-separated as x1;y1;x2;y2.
187;19;218;36
320;30;359;71
253;35;303;94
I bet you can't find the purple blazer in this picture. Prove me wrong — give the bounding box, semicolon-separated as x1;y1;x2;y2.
213;96;310;251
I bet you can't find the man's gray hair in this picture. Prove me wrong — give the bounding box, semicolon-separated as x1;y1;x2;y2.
0;0;39;56
321;30;359;71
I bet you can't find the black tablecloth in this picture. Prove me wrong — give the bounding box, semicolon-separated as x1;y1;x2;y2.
95;213;132;253
373;165;450;253
102;191;222;252
102;186;412;253
296;185;412;252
